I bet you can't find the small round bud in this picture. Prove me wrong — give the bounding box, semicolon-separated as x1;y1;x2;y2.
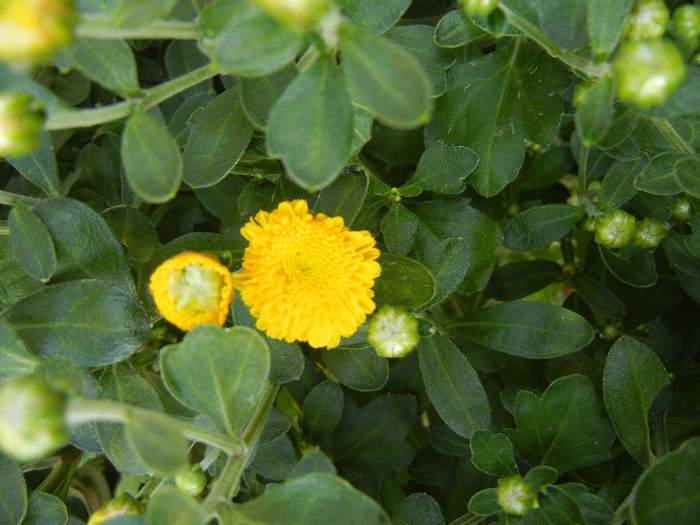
623;0;670;41
496;475;538;516
0;93;44;158
460;0;500;18
174;464;208;497
0;376;68;462
670;198;693;223
601;324;620;341
582;216;598;233
0;0;77;66
250;0;332;32
634;218;665;249
613;39;686;108
87;493;145;525
594;209;637;249
673;5;700;51
367;305;421;358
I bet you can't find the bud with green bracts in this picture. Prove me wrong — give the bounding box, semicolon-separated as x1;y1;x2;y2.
367;305;421;358
623;0;669;41
496;475;538;516
0;375;68;462
0;93;44;158
670;198;693;223
612;39;686;108
250;0;332;32
87;493;145;525
460;0;500;18
594;209;637;249
673;5;700;53
634;218;665;249
175;463;208;497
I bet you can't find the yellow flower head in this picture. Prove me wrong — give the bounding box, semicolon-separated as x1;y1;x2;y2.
233;200;381;349
149;252;234;331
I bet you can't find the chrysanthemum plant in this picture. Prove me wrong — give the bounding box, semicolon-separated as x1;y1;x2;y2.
2;0;700;523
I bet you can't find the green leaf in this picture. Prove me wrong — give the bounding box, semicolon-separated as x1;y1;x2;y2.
634;152;690;196
535;0;588;50
448;302;594;359
101;205;159;263
631;437;700;525
0;453;27;525
338;23;432;129
426;39;568;196
324;346;388;392
122;109;183;203
160;325;270;436
373;252;436;311
379;204;420;256
598;158;646;212
599;246;657;287
603;336;669;467
67;39;140;97
487;260;563;301
183;87;254;188
268;57;353;191
587;0;634;60
338;0;411;33
289;448;337;478
418;334;490;439
32;198;135;293
573;274;624;318
147;486;207;525
525;465;559;491
125;413;187;476
22;492;67;525
576;76;614;146
0;317;38;382
507;374;615;472
434;9;487;48
114;0;178;27
302;380;344;443
404;141;478;195
0;241;43;310
3;280;149;367
392;493;444;525
314;170;369;226
6;131;61;197
468;488;501;516
675;156;700;199
518;145;575;192
538;485;586;525
251;434;297;481
504;205;584;252
8;201;56;282
224;473;390;525
198;0;302;77
470;430;518;477
76;143;121;205
239;65;297;129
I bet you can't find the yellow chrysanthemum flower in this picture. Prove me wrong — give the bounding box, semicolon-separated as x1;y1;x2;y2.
149;252;234;331
233;200;381;349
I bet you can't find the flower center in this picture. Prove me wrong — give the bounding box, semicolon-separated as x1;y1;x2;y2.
168;265;225;312
281;235;339;287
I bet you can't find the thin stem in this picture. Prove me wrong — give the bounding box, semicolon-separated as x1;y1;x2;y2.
0;190;40;207
446;512;487;525
76;16;200;40
651;117;695;154
651;410;670;459
65;399;246;457
498;3;609;79
204;383;280;513
45;62;219;130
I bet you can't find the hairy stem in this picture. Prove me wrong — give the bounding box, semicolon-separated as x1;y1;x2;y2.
0;190;41;207
76;16;200;40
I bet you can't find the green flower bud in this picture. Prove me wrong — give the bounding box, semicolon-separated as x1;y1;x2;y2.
670;198;693;223
87;493;146;525
613;39;686;108
623;0;670;41
0;0;76;66
0;376;68;462
573;80;595;107
496;475;538;516
367;305;421;358
634;218;665;249
673;5;700;51
0;93;44;158
594;209;637;249
582;216;598;233
460;0;500;17
174;464;208;497
250;0;332;32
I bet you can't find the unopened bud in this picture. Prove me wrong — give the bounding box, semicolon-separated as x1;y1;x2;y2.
0;93;44;158
496;475;538;516
595;209;637;249
673;5;700;51
251;0;332;32
367;305;420;358
670;198;693;223
87;493;145;525
174;464;208;497
460;0;500;18
634;218;665;249
623;0;669;41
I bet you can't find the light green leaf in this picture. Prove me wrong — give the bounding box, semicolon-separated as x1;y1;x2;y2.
6;131;61;197
587;0;634;60
504;204;584;252
148;487;207;525
8;201;56;282
22;492;67;525
126;413;187;476
576;76;614;146
0;317;39;382
434;9;487;48
0;453;27;525
337;0;411;33
239;65;297;129
68;39;140;97
114;0;178;27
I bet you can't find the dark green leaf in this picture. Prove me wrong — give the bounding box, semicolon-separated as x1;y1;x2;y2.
524;465;559;491
518;145;575;192
67;39;140;97
603;336;669;467
536;0;588;50
324;346;388;392
239;65;297;129
634;152;690;196
373;252;436;310
538;485;585;525
507;374;615;472
468;488;501;516
3;280;149;367
664;230;700;276
183;87;254;188
405;141;478;195
598;158;646;212
575;76;614;146
268;58;353;190
0;453;27;525
675;156;700;199
125;413;187;476
587;0;634;60
379;204;420;256
289;448;337;478
314;170;369;226
418;334;490;439
338;23;432;129
504;205;583;252
434;9;486;48
428;426;471;457
8;201;56;282
198;0;302;77
160;325;270;436
76;143;120;204
122;109;183;203
101;205;159;263
338;0;411;33
392;493;444;525
448;302;594;359
6;131;61;197
22;492;67;525
302;381;343;443
487;260;562;301
426;39;568;196
470;430;518;477
0;317;38;382
147;486;207;525
631;437;700;525
599;246;657;287
573;274;624;318
250;434;297;481
0;241;43;309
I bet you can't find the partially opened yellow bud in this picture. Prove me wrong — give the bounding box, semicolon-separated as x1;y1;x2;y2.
149;252;234;331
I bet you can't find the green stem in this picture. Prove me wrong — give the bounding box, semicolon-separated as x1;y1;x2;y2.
76;16;200;40
0;190;40;207
498;3;609;79
45;62;219;130
651;117;695;154
204;383;280;514
651;410;670;459
446;512;487;525
65;398;246;457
